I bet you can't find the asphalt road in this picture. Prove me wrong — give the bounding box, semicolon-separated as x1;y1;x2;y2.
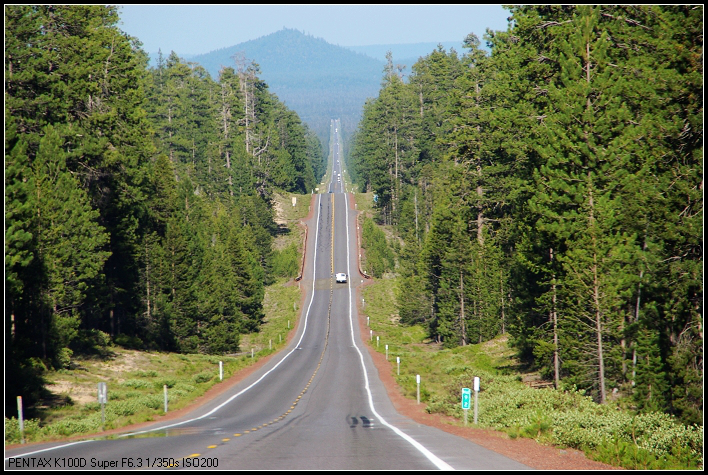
4;119;530;471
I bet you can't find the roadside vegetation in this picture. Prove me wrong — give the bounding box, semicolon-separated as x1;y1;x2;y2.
356;193;703;471
350;5;702;433
4;275;302;446
5;193;311;446
6;5;327;423
4;275;301;447
361;275;703;470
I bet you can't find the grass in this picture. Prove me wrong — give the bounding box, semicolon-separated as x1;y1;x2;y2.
5;277;304;446
8;190;702;470
360;276;703;470
5;194;311;446
5;350;246;443
272;190;312;229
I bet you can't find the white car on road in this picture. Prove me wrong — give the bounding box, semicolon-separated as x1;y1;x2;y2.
335;273;347;283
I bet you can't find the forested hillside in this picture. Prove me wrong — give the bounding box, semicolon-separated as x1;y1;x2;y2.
5;5;325;413
349;5;702;425
188;28;384;145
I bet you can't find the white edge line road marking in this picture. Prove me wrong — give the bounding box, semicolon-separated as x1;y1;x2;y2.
6;194;325;458
4;440;95;460
120;193;324;436
343;192;454;471
7;168;453;470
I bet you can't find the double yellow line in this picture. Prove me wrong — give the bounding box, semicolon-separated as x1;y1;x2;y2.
178;192;338;464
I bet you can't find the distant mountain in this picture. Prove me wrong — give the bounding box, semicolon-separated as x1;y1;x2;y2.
153;31;471;147
187;28;386;144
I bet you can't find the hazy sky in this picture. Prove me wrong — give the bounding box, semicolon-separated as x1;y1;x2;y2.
117;4;511;55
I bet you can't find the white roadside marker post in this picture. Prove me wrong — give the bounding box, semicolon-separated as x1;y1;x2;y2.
473;376;480;424
98;382;107;431
17;396;25;444
416;375;421;404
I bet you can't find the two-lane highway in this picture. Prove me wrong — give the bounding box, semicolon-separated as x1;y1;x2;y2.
5;119;530;470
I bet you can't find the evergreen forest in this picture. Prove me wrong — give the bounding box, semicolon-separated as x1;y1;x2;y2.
5;5;325;414
348;5;702;425
3;4;703;431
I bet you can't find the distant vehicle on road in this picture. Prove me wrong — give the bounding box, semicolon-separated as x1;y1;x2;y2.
335;273;347;283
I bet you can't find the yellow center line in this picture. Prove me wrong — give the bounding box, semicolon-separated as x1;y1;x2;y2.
189;188;338;460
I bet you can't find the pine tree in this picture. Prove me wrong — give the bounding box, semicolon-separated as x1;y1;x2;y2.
5;119;34;340
7;5;154;340
351;55;420;224
32;125;111;324
508;5;702;409
5;119;39;385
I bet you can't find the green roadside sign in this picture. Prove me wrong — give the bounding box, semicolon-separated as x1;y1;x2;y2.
461;387;471;410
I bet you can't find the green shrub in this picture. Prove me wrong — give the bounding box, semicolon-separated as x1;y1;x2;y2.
174;382;196;393
55;347;73;369
4;417;43;444
119;379;150;389
114;333;144;349
405;347;703;470
270;242;300;278
595;437;659;469
82;402;101;412
169;389;188;400
473;376;703;469
521;409;552;439
361;218;395;277
593;436;702;470
73;329;112;355
193;372;213;384
137;395;162;410
108;400;141;416
155;378;177;389
135;370;158;377
28;357;48;372
49;413;104;436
